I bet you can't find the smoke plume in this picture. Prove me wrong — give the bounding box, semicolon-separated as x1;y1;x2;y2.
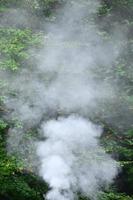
37;115;118;200
0;0;128;199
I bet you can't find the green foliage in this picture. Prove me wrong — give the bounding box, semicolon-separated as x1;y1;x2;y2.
0;119;48;200
33;0;61;16
0;7;45;199
99;192;133;200
0;175;45;200
98;3;112;16
109;0;133;7
0;28;42;70
101;129;133;195
102;129;133;161
0;0;61;17
78;191;133;200
0;120;8;130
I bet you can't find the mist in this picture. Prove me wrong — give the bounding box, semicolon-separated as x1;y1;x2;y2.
0;0;130;199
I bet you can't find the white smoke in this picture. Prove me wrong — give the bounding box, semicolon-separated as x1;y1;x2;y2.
35;1;121;199
0;0;126;199
37;115;118;200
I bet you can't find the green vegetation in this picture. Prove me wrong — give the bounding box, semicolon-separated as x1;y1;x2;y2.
0;0;133;200
0;28;42;70
99;192;133;200
101;128;133;195
0;119;48;200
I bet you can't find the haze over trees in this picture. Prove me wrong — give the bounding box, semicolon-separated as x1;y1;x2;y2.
0;1;133;200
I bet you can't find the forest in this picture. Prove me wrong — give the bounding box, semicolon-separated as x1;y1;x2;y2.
0;0;133;200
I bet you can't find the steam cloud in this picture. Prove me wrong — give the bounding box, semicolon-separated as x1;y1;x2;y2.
0;0;126;199
37;116;118;200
